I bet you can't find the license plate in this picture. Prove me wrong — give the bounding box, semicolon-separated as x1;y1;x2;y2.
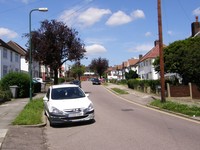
68;112;84;117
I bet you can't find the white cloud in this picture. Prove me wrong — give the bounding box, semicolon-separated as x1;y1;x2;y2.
193;7;200;16
131;9;145;20
106;11;132;26
145;32;152;37
58;7;111;27
20;0;33;4
167;30;173;35
128;43;153;53
0;27;18;38
106;9;145;26
78;7;111;27
85;37;116;45
85;44;107;55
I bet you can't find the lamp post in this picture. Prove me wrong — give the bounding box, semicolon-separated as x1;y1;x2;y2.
29;8;48;100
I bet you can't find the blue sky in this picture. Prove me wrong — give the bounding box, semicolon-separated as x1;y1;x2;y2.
0;0;200;66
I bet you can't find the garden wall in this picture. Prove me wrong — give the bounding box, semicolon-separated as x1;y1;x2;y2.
167;83;200;99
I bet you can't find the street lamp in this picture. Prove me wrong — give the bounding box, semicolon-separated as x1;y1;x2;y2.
29;8;48;100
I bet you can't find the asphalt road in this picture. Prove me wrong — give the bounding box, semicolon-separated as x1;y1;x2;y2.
45;81;200;150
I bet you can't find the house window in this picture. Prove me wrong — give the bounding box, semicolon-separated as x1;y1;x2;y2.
15;53;19;62
149;60;152;65
3;65;8;76
3;48;7;58
15;68;19;72
10;51;13;62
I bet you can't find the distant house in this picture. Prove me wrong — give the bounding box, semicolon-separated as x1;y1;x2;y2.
8;41;41;78
0;39;21;79
127;58;139;73
7;41;28;74
138;40;165;80
107;66;118;80
107;58;139;80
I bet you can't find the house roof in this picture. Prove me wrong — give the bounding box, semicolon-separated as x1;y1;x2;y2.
122;61;128;67
194;31;200;37
106;67;113;72
0;39;16;52
128;58;139;66
7;41;27;56
139;41;166;62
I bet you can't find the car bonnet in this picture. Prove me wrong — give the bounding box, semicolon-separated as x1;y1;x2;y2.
49;97;92;110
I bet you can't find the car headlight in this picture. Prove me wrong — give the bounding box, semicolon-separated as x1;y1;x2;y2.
87;103;94;112
51;107;64;115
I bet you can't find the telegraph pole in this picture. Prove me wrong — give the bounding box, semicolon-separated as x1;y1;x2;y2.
157;0;166;102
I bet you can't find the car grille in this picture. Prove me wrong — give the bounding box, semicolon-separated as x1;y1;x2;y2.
64;108;83;113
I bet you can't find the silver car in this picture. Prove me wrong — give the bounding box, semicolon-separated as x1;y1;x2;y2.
43;84;95;126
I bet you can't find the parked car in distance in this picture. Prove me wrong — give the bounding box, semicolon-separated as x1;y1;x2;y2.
43;84;95;126
70;80;81;88
33;77;43;83
92;78;101;85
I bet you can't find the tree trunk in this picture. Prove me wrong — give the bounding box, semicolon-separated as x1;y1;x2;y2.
54;69;58;85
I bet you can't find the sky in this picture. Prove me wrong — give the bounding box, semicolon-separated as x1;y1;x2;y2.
0;0;200;67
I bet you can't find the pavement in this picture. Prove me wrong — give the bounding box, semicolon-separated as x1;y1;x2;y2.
0;93;46;150
0;82;200;150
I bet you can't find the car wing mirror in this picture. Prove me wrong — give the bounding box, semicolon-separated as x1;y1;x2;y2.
43;96;49;101
85;93;89;97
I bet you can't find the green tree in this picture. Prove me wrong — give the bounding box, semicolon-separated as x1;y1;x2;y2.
89;57;109;78
26;19;86;84
154;37;200;86
125;70;139;80
71;62;85;80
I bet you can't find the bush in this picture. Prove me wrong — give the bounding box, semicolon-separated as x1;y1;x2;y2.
0;89;12;102
33;82;41;93
58;78;65;84
118;79;127;84
127;79;160;93
0;72;30;98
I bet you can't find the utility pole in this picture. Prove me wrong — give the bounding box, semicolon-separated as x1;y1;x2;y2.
157;0;166;102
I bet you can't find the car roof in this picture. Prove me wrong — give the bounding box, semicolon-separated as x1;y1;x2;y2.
51;84;78;89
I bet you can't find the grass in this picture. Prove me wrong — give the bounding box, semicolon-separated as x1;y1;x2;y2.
111;88;129;94
12;98;44;125
150;100;200;117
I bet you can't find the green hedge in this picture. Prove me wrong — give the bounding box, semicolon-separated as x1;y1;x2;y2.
127;79;160;93
0;89;12;103
0;72;30;98
109;79;127;85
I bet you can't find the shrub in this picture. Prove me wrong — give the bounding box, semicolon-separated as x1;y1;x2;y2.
0;72;30;98
33;82;41;93
65;77;75;82
118;79;127;84
109;79;118;84
58;78;65;84
0;89;12;102
127;79;160;93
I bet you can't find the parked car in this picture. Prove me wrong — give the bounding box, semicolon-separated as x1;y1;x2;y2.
92;78;101;85
70;80;81;88
43;84;95;126
33;77;43;83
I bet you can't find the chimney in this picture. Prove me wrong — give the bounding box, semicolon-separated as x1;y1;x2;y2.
154;40;159;46
139;54;143;59
191;16;200;37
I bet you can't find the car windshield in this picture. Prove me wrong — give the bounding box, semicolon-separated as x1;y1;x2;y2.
51;87;85;100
